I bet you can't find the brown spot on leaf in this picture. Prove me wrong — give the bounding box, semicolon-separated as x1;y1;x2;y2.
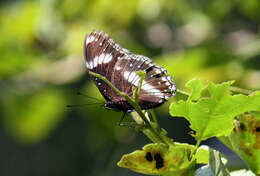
154;153;164;169
240;140;253;156
249;120;260;149
239;122;246;131
145;152;153;162
186;149;192;161
233;127;237;133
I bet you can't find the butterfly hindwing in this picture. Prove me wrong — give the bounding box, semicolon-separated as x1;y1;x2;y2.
84;30;176;111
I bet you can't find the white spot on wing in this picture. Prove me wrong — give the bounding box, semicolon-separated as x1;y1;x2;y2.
86;62;90;69
128;72;137;83
98;53;105;64
165;93;172;99
123;71;140;86
167;75;173;82
141;81;164;98
116;66;121;71
86;35;95;45
93;56;98;68
132;77;141;87
123;71;164;98
155;69;161;74
121;48;130;53
103;54;113;63
123;71;130;81
161;77;167;82
88;61;93;69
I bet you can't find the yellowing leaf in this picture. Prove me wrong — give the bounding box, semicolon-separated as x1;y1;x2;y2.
219;112;260;174
117;143;195;175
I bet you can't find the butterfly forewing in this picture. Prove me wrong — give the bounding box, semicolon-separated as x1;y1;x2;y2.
84;30;176;111
85;31;122;102
111;54;133;95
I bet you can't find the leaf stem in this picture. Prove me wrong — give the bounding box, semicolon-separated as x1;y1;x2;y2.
88;71;168;145
177;86;253;97
176;89;190;96
192;139;201;157
150;109;159;127
229;86;253;95
135;71;145;102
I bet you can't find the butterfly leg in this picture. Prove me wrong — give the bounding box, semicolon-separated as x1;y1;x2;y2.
118;111;146;130
117;111;127;126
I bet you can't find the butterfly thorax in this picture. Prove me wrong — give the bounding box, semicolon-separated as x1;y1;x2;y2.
104;100;134;112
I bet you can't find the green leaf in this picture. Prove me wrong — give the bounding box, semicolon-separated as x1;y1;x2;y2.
194;145;227;166
186;79;207;101
195;145;210;164
209;149;230;176
117;143;195;176
169;79;260;141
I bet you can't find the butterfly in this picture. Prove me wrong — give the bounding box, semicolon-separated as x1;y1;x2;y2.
84;30;176;112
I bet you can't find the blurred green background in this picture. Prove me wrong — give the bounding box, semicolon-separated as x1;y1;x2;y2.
0;0;260;175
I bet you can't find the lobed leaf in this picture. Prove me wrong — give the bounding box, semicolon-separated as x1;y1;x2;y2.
186;79;207;101
170;79;260;141
117;143;195;175
209;149;230;176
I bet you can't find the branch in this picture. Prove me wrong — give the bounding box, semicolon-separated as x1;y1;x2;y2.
88;71;168;145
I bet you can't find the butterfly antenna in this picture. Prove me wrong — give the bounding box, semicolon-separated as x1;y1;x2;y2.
76;92;104;102
118;111;127;126
66;102;104;108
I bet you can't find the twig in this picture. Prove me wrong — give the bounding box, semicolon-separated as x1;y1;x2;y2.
176;89;190;96
88;71;168;145
229;86;253;95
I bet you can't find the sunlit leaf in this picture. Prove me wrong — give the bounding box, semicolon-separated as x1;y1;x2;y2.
209;149;230;176
170;79;260;141
118;143;195;175
186;79;207;101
